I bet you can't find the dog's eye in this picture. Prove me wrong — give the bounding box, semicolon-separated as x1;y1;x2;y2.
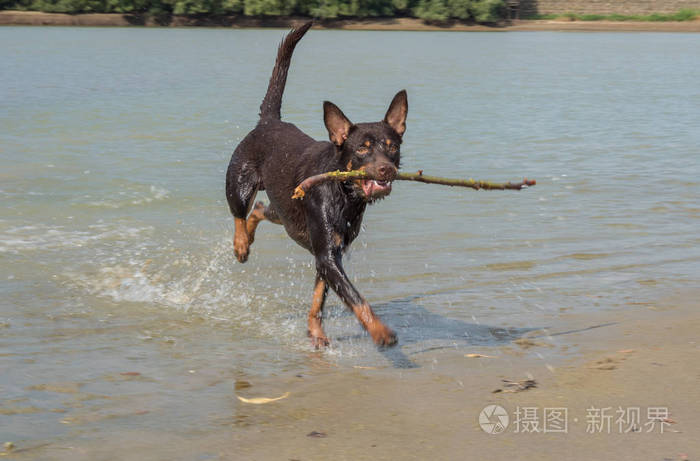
356;147;369;156
389;145;398;154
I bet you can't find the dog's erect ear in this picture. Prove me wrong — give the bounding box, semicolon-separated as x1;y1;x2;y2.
384;90;408;137
324;101;353;146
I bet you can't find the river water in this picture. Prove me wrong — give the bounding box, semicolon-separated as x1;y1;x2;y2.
1;27;699;449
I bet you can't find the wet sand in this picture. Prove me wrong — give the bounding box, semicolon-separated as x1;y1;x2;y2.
2;10;700;32
4;290;698;460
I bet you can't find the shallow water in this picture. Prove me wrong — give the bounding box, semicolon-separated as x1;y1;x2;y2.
1;27;700;447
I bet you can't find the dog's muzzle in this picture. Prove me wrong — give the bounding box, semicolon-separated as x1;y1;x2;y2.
359;162;396;200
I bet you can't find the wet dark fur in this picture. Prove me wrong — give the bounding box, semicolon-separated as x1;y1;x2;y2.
225;22;408;347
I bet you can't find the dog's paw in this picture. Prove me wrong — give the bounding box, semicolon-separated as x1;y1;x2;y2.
233;238;249;263
372;326;398;348
308;328;330;349
234;250;248;263
310;334;330;349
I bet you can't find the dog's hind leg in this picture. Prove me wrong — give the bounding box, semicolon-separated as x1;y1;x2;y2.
233;209;256;264
226;145;261;263
245;201;265;246
307;275;329;348
245;201;282;246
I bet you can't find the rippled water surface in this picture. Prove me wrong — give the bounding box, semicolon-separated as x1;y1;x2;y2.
1;27;699;445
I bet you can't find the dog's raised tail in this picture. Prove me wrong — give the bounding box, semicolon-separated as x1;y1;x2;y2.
259;21;313;120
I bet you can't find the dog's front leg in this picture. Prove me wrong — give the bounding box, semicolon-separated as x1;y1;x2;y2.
308;275;329;348
313;246;397;347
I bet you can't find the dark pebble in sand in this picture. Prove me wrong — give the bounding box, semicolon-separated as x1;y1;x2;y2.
493;378;537;393
306;431;327;438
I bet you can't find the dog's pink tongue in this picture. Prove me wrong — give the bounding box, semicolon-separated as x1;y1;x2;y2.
362;180;374;197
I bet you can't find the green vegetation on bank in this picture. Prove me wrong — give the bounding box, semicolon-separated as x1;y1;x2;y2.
0;0;506;21
3;0;697;24
531;9;700;21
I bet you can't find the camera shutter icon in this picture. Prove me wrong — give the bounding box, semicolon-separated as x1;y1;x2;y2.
479;405;509;434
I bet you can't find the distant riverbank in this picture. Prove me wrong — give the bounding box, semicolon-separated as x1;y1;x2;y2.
3;10;700;31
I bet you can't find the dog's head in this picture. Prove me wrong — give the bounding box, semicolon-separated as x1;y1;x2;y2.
323;90;408;203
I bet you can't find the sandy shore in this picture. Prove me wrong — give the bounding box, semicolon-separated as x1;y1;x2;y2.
201;290;700;460
4;289;698;460
2;10;700;31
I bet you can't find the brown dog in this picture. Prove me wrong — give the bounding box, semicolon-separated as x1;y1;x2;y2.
225;22;407;347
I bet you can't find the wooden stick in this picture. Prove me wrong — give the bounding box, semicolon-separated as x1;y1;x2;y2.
291;169;535;199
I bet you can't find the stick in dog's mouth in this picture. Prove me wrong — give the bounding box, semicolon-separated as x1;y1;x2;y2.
291;169;536;200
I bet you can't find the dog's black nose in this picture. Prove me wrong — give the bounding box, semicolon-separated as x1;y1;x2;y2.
377;163;397;181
